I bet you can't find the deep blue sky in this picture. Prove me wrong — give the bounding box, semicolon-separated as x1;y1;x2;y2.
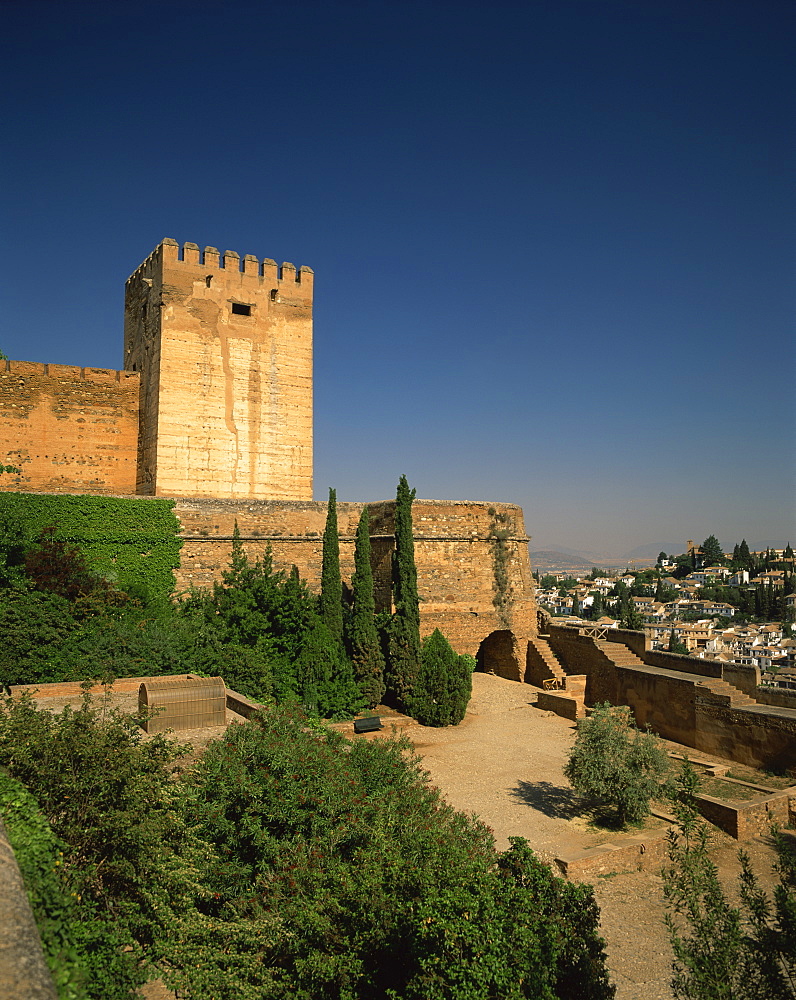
2;0;793;558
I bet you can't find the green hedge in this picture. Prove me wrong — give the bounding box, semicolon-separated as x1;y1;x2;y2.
0;494;182;602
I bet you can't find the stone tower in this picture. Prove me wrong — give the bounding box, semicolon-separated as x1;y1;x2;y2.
124;238;313;499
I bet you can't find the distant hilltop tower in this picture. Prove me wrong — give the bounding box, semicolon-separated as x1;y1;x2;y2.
124;238;313;499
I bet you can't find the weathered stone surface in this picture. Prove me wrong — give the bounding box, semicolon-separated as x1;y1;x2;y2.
124;240;312;499
0;818;58;1000
0;361;139;495
173;496;538;659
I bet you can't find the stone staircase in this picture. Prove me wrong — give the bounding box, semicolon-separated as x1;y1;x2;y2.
527;636;567;688
594;640;756;708
693;677;757;708
594;640;646;670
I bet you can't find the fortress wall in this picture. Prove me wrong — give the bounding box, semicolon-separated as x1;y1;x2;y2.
693;701;796;771
0;361;139;495
547;624;796;771
173;497;538;656
643;648;724;678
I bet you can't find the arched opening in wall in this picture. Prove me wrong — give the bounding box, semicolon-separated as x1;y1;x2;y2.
476;630;521;681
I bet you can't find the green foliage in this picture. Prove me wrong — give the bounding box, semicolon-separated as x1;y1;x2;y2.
619;602;646;630
294;617;361;719
0;690;196;998
662;761;796;999
348;507;386;707
387;475;421;709
488;508;513;619
320;487;344;645
0;589;81;687
24;525;112;601
161;706;615;1000
0;770;89;999
0;493;182;605
564;703;669;826
668;629;690;655
411;628;472;727
188;532;361;715
1;692;616;1000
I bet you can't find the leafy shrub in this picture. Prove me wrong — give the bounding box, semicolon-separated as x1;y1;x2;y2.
0;769;89;999
663;760;796;999
347;507;385;708
162;705;615;1000
564;702;669;826
0;688;194;990
0;493;182;605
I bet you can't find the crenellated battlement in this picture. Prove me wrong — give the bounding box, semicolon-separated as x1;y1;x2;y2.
126;238;313;287
1;359;139;384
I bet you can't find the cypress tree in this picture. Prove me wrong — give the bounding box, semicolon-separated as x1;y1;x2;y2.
349;507;386;707
320;487;343;645
386;475;421;710
412;629;472;727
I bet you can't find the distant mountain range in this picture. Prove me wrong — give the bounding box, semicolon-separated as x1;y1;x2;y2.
530;539;793;575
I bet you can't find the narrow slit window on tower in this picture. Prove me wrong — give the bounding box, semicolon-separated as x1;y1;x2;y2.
231;302;252;316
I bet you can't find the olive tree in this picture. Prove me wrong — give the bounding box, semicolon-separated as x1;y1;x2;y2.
564;703;669;826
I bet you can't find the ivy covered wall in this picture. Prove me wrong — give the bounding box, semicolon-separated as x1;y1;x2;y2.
0;493;182;602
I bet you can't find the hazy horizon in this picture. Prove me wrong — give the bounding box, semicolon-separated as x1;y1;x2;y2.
2;0;793;552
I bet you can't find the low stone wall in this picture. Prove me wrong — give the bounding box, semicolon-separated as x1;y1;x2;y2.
723;661;760;695
546;626;796;773
535;691;581;720
224;688;266;720
755;685;796;710
9;676;184;699
695;788;795;841
546;626;620;704
555;830;670;879
643;649;723;678
693;700;796;772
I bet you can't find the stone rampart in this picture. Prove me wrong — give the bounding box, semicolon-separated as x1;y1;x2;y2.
643;648;724;678
173;496;538;657
0;361;139;495
546;624;796;772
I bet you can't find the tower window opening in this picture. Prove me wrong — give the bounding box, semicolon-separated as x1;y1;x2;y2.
231;302;252;316
205;275;213;287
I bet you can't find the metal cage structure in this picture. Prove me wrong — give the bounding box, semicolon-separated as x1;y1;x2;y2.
138;676;226;733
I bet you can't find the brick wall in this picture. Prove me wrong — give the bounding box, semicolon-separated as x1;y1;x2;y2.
0;361;139;495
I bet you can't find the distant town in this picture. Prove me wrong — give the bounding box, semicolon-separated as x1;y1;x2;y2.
533;537;796;689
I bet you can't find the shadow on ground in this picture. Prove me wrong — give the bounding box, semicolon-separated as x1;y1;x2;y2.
510;779;587;820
